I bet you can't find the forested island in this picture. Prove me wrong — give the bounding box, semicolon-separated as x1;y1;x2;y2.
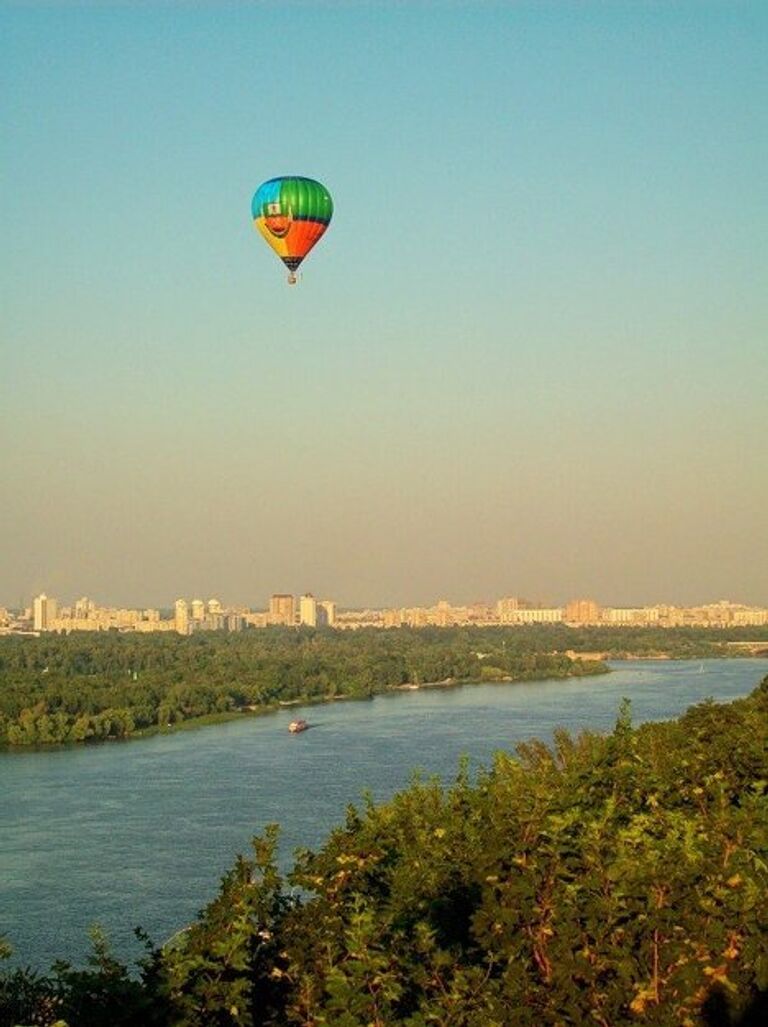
1;625;767;748
2;672;767;1026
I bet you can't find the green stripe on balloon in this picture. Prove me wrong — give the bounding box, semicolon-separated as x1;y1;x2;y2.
279;178;333;221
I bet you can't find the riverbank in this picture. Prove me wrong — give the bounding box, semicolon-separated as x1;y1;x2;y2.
4;625;765;749
0;656;611;751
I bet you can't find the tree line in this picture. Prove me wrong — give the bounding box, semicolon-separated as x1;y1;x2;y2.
0;626;613;747
1;624;765;748
2;671;767;1025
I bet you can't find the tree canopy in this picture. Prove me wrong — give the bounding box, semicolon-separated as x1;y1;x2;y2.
0;627;613;747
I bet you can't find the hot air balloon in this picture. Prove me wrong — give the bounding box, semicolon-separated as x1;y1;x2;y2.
251;176;333;284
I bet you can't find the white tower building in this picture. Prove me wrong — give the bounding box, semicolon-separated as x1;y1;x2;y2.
33;593;58;631
174;599;189;635
299;594;317;627
317;600;336;627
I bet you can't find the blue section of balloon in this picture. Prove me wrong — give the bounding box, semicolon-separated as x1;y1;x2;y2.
251;179;282;219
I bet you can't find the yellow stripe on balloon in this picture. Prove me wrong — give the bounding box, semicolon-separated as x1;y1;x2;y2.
254;218;291;258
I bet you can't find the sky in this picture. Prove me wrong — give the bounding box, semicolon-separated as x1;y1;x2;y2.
1;1;766;610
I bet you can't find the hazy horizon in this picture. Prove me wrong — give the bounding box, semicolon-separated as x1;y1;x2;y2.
2;3;766;610
3;588;765;615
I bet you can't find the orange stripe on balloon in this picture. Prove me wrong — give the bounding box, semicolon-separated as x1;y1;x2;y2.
285;219;328;260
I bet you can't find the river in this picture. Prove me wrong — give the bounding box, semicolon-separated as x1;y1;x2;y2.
2;658;767;970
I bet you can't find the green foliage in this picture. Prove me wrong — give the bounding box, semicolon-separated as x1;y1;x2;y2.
162;827;290;1027
0;926;167;1027
0;627;612;747
2;674;767;1025
49;925;168;1027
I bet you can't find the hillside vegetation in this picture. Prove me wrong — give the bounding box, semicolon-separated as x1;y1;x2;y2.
2;673;767;1026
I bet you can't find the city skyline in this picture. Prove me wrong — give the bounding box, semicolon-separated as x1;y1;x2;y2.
5;588;767;631
3;579;768;614
2;4;766;611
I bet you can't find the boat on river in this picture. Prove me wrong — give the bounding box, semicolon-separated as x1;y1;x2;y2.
288;719;308;734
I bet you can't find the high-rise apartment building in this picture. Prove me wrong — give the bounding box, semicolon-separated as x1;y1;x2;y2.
32;593;58;631
174;598;189;635
190;599;205;621
269;594;295;626
299;594;317;627
317;600;336;627
565;598;601;625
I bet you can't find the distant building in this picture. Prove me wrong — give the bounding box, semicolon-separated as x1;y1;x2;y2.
732;608;768;626
565;598;601;625
174;598;189;635
299;594;317;627
382;608;404;628
497;596;521;623
511;607;563;624
269;594;295;626
432;600;454;627
404;607;429;628
335;608;385;629
33;593;58;631
467;602;495;624
133;619;176;633
317;600;336;627
13;588;768;636
73;596;95;619
601;607;658;626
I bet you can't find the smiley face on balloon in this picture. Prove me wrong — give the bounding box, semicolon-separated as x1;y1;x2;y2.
263;201;292;238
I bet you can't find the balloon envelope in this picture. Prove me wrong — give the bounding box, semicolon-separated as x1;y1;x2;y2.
251;176;333;278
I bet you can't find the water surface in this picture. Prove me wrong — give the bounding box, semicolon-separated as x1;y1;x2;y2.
2;658;766;969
